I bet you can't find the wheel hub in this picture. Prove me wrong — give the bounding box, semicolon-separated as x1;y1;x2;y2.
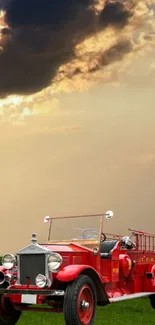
81;300;90;310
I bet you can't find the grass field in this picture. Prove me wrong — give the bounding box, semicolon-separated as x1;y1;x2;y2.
17;297;154;325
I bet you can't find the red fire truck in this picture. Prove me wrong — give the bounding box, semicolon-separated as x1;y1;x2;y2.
0;211;155;325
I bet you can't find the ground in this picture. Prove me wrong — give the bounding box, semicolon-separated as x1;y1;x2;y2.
17;298;154;325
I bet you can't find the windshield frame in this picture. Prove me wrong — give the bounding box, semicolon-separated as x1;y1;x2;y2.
46;213;105;249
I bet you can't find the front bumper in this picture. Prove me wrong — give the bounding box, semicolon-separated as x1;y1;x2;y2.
0;288;65;305
0;288;65;296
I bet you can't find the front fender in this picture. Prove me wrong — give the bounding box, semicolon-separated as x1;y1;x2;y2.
0;266;6;273
56;265;98;282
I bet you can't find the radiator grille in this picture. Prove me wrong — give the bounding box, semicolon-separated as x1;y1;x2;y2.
19;254;46;285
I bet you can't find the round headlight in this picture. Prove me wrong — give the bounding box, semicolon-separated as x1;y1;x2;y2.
2;254;16;270
48;253;62;271
35;274;47;288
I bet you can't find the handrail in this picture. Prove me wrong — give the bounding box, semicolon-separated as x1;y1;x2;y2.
129;228;155;251
105;232;123;239
129;228;155;237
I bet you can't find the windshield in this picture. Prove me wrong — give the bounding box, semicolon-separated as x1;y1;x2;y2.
45;214;103;250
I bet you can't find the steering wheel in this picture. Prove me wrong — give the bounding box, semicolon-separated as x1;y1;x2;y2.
81;229;98;239
81;228;106;242
101;232;106;242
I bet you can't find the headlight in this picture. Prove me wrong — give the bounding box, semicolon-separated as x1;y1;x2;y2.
2;254;16;270
35;274;47;288
48;253;62;271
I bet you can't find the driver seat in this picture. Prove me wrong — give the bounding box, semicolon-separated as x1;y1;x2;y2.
100;240;119;258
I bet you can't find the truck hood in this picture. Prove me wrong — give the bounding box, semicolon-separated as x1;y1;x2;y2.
42;243;89;253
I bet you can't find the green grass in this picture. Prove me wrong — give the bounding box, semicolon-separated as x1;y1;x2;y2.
17;298;154;325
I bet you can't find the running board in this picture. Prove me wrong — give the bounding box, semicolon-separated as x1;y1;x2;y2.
109;292;155;303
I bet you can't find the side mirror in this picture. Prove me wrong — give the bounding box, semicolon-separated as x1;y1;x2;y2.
105;210;114;219
44;216;50;223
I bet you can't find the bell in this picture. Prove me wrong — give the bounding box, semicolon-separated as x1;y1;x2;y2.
31;233;37;244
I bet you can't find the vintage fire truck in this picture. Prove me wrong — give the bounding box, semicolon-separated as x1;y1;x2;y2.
0;211;155;325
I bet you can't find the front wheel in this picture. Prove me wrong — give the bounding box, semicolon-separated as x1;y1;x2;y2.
63;275;97;325
0;296;21;325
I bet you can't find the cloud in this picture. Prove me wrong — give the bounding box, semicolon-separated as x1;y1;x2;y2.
0;0;132;98
0;0;154;124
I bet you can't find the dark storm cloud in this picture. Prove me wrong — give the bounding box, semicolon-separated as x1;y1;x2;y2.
99;1;132;27
4;0;91;26
0;0;131;97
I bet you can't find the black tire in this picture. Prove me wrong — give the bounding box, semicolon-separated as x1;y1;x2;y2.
149;294;155;309
63;275;97;325
0;296;21;325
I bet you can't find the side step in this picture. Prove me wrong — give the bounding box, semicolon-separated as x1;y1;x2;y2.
109;292;155;303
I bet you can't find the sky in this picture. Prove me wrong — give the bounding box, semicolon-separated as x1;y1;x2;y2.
0;0;155;253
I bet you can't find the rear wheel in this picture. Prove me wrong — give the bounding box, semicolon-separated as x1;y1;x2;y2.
0;296;21;325
63;275;97;325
